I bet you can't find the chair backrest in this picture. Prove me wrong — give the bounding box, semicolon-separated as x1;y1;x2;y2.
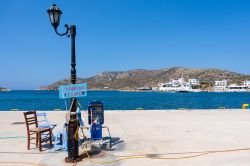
23;111;38;131
37;112;49;127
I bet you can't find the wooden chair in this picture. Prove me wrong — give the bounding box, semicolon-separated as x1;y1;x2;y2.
23;111;52;151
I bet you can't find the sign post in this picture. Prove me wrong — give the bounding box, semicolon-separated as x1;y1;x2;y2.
59;83;87;99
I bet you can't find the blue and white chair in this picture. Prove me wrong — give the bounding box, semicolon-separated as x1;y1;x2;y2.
37;112;57;140
53;123;68;151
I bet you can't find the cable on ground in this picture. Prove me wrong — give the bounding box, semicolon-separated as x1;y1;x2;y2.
0;136;26;139
0;161;40;165
102;147;250;158
81;147;250;164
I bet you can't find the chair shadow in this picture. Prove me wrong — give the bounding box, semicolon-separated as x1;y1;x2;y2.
27;143;53;152
102;137;124;151
79;136;124;159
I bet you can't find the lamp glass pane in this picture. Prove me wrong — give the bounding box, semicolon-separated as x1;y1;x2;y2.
49;12;54;24
57;13;61;25
54;11;59;24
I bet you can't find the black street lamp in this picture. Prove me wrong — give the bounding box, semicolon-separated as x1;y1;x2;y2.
47;4;80;163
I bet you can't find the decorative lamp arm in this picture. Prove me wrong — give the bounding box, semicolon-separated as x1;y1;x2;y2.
54;24;70;37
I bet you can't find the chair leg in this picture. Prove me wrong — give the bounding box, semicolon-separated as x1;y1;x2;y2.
50;130;52;147
36;133;38;147
27;134;30;150
39;133;42;152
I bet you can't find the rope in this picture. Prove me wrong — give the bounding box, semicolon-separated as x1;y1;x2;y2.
64;99;68;111
65;99;75;124
77;101;84;110
74;126;79;140
72;160;77;166
77;101;89;116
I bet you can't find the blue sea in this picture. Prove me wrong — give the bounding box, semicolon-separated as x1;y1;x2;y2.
0;90;250;111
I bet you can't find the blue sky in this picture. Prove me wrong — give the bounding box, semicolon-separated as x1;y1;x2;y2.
0;0;250;89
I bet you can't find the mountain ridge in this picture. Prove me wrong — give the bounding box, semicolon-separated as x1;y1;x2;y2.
39;67;250;90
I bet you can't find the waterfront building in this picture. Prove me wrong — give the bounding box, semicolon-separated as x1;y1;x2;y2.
158;78;201;92
243;81;250;88
226;84;248;92
213;80;250;92
213;80;227;92
188;79;200;86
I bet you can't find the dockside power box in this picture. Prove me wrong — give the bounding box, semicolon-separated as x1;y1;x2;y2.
88;100;104;140
88;100;104;125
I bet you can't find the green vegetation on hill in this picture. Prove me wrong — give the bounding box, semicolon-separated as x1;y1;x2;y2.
39;67;250;91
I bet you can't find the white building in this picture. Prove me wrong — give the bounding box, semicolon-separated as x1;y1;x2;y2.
188;79;200;86
215;80;227;87
243;81;250;88
227;84;248;92
158;78;200;92
213;80;227;92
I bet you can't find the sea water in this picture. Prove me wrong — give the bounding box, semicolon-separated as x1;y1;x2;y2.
0;90;250;110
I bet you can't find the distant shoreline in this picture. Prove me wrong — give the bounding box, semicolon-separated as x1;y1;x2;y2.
4;89;250;93
0;109;246;112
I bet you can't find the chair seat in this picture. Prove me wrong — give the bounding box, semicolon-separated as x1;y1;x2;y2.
30;127;50;133
39;124;57;129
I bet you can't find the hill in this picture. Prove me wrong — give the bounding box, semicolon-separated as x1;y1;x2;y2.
39;67;250;90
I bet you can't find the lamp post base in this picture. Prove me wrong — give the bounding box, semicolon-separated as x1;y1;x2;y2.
65;156;82;163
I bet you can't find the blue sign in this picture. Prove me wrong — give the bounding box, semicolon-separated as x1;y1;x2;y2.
58;83;87;99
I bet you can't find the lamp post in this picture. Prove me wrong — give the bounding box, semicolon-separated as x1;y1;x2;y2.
47;4;80;162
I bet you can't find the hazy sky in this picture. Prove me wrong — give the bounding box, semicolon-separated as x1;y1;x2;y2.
0;0;250;89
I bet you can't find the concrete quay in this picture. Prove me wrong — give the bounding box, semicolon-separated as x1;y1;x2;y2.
0;110;250;166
